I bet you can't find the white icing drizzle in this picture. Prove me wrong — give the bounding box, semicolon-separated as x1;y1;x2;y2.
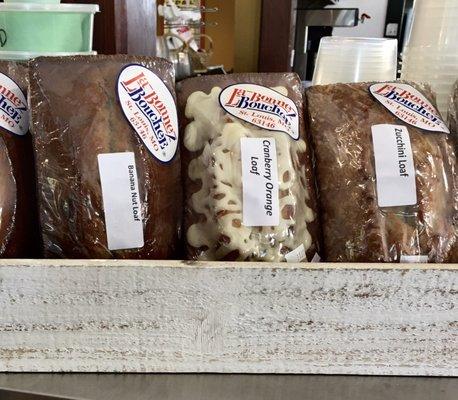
185;86;315;261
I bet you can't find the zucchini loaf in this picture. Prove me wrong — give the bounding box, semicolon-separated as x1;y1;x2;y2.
306;82;457;262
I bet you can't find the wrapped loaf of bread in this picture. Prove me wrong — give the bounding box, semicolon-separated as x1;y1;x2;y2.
30;55;181;258
449;80;458;134
447;81;458;262
179;73;320;262
0;61;38;257
306;82;458;262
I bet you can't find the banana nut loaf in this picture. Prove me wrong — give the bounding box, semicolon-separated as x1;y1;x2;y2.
306;81;458;262
0;61;38;257
178;73;320;262
30;55;182;259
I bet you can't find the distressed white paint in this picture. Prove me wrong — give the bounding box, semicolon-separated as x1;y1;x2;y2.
0;260;457;375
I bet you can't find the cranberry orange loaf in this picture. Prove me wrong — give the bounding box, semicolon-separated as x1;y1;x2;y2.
0;61;37;257
306;82;458;262
30;55;181;258
178;73;320;262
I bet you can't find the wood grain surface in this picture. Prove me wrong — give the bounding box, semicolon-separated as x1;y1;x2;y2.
0;260;457;375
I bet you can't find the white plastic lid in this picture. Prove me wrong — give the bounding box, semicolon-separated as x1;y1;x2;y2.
0;1;99;13
319;36;397;51
0;50;97;60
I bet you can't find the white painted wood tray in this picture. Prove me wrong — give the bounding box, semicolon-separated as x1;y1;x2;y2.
0;260;457;375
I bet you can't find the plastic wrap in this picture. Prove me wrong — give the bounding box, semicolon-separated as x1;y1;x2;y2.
449;80;458;134
30;55;182;259
0;61;38;257
448;80;458;262
178;73;320;262
306;82;458;263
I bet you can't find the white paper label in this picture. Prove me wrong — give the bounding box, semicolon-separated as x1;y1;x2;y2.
241;137;279;227
219;83;299;140
370;83;450;133
117;65;179;163
310;253;321;263
0;72;28;136
400;255;428;263
98;152;144;251
285;244;307;263
372;124;417;208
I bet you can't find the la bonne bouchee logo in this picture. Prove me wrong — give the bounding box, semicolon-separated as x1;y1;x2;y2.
221;85;299;138
0;78;28;135
371;83;447;131
120;70;177;151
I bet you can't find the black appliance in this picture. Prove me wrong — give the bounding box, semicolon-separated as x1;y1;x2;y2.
293;7;359;81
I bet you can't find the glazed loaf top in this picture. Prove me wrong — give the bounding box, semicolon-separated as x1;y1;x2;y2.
179;73;320;262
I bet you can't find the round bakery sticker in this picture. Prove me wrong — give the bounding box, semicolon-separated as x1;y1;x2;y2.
219;83;299;140
0;72;28;136
370;82;450;134
117;64;178;163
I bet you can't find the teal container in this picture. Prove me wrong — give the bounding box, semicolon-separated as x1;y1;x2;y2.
0;50;97;60
0;0;99;53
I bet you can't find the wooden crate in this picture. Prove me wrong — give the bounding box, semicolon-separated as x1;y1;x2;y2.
0;260;456;375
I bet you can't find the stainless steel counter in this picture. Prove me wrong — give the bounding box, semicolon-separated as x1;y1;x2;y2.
0;374;457;400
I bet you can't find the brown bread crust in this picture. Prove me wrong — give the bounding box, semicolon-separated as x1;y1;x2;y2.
0;61;38;257
306;82;457;262
30;55;182;259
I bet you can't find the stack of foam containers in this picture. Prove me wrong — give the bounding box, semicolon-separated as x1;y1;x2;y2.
401;0;458;118
312;37;398;86
0;0;99;60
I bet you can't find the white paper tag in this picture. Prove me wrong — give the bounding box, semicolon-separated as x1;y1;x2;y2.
241;137;279;227
0;72;28;136
98;152;144;251
400;255;428;263
369;83;449;134
310;253;321;263
285;244;306;263
372;124;417;207
219;83;299;140
117;65;179;163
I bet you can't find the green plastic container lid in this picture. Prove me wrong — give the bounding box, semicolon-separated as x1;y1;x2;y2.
5;0;61;4
0;0;99;13
0;50;97;60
